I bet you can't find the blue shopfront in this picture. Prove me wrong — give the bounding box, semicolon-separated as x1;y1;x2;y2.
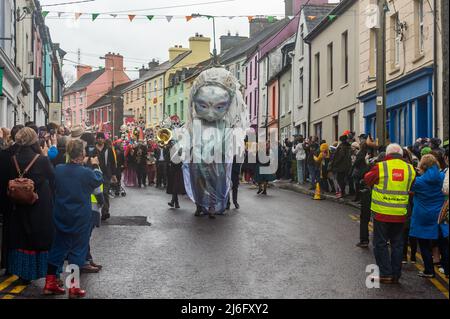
359;67;434;146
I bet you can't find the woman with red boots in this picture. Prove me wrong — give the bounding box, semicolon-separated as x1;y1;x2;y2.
43;139;103;298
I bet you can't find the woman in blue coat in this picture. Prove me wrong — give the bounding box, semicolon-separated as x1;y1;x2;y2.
43;139;103;298
410;154;449;278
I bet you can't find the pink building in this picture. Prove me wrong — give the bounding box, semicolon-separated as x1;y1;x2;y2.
62;53;130;128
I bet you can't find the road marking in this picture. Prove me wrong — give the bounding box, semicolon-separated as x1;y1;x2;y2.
0;275;18;292
348;213;449;298
1;285;27;299
414;263;449;299
408;248;449;285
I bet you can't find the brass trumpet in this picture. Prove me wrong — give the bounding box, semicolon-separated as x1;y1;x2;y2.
156;128;173;147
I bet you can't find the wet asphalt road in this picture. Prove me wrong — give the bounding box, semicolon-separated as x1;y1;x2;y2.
10;183;449;299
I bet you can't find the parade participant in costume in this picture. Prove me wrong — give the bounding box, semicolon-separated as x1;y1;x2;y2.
226;155;242;209
146;141;157;186
167;141;186;209
43;140;103;298
124;142;137;187
254;141;276;195
135;132;148;188
182;67;249;218
154;144;169;189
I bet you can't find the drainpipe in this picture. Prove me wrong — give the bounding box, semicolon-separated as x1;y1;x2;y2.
433;0;438;137
306;39;312;138
265;55;270;142
277;75;281;144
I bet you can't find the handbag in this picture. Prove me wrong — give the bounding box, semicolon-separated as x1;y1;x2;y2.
7;154;40;205
438;200;449;224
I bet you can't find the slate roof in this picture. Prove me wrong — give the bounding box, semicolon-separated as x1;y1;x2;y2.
219;18;291;65
87;81;133;110
303;4;338;33
64;69;105;95
305;0;357;42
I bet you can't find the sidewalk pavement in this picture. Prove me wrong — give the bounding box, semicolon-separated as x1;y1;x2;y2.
270;180;362;211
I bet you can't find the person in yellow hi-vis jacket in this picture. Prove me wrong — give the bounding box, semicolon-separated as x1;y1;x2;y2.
81;183;104;274
364;143;416;284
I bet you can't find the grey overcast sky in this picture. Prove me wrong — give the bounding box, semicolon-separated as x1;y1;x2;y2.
39;0;292;82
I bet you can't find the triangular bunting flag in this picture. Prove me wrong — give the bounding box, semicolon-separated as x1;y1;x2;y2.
57;12;63;18
248;16;254;22
128;15;136;22
206;15;213;20
92;13;99;21
110;14;117;18
228;16;234;19
75;13;82;20
307;15;317;20
42;11;49;18
166;16;173;22
267;16;275;23
288;16;294;20
328;15;337;21
186;16;193;22
146;15;154;21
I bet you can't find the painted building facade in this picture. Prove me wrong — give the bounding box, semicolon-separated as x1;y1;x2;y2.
63;52;130;132
291;3;337;138
305;0;360;143
358;0;440;144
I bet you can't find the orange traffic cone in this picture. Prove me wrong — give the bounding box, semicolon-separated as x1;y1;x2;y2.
313;182;323;200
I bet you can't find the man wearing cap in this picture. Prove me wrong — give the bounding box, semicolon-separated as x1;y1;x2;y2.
364;143;416;284
95;132;117;220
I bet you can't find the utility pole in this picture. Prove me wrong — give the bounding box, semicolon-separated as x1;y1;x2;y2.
376;0;386;146
442;0;449;141
375;0;387;147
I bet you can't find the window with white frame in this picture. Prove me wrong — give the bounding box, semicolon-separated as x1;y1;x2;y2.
342;31;349;84
369;29;377;77
299;67;304;106
327;42;333;92
393;14;401;66
300;24;304;57
314;53;320;99
417;0;424;54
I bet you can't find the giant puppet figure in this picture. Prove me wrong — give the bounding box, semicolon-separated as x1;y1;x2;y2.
181;67;248;218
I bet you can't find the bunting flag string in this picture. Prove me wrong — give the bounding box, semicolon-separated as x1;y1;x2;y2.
37;10;368;23
328;15;337;21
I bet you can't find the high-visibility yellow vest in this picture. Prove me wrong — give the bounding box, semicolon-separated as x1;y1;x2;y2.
371;159;416;216
91;184;104;204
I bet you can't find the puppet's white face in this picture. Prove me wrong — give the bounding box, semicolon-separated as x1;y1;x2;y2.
193;85;231;122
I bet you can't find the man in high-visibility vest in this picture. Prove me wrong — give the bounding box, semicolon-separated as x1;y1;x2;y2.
364;143;416;284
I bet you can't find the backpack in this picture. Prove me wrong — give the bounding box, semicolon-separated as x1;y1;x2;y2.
7;154;40;205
